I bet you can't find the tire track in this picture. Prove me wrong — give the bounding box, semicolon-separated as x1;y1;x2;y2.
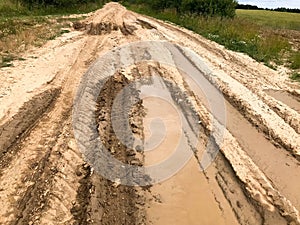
0;3;299;225
142;16;300;136
151;62;296;224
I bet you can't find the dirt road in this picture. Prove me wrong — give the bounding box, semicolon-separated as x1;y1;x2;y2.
0;2;300;225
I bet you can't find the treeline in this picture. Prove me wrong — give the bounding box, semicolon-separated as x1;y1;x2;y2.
16;0;238;18
19;0;106;8
271;7;300;14
236;4;261;10
124;0;238;18
237;4;300;13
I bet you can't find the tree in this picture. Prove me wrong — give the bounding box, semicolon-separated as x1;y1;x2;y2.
181;0;237;17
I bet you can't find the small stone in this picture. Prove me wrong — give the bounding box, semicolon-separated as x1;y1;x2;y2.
135;145;142;152
68;139;77;150
111;147;116;153
113;178;121;188
50;167;58;173
75;169;82;177
83;163;90;169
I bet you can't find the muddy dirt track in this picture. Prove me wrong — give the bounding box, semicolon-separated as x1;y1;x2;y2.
0;2;300;225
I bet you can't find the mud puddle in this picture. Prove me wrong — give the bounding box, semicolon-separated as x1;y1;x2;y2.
178;63;300;213
146;155;239;225
140;74;195;168
265;89;300;113
142;97;182;166
163;46;300;221
141;71;239;224
225;98;300;211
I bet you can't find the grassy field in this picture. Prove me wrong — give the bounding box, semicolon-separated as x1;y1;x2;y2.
236;9;300;80
0;16;83;67
125;3;300;80
0;0;104;67
236;9;300;31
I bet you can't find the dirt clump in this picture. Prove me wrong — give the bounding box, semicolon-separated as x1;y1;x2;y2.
73;21;137;35
136;19;156;30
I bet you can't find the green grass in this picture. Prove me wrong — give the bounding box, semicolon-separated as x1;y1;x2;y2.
290;52;300;69
0;54;14;67
290;72;300;82
1;1;299;80
124;3;300;81
0;16;77;64
0;0;27;16
125;4;292;67
0;0;105;17
0;0;104;67
236;9;300;31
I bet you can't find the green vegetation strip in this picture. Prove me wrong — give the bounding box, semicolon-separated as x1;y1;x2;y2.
0;16;77;67
0;0;104;67
236;9;300;31
124;3;300;75
1;0;299;80
0;0;105;17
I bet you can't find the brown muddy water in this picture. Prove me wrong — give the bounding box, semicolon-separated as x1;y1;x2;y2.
265;89;300;113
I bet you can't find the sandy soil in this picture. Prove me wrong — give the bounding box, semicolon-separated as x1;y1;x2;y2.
0;2;299;225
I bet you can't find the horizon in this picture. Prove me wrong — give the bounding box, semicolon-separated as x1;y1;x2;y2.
238;0;300;9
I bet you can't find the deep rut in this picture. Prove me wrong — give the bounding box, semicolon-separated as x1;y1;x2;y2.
0;2;299;225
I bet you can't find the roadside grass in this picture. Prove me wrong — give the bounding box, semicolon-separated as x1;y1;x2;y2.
0;0;105;17
236;9;300;31
0;0;29;17
124;3;299;80
290;72;300;82
0;16;79;67
290;52;300;69
126;4;291;65
0;0;104;68
0;54;14;67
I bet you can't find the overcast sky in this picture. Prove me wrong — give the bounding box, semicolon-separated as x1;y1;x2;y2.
238;0;300;9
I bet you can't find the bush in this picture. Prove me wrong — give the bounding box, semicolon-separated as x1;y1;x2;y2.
126;0;237;18
19;0;103;9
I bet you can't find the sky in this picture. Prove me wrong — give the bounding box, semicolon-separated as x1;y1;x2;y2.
238;0;300;9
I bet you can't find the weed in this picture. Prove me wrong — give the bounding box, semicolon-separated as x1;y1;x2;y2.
290;52;300;69
0;0;104;65
0;15;84;65
0;54;15;67
60;29;71;34
0;0;104;17
125;3;297;73
290;72;300;82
